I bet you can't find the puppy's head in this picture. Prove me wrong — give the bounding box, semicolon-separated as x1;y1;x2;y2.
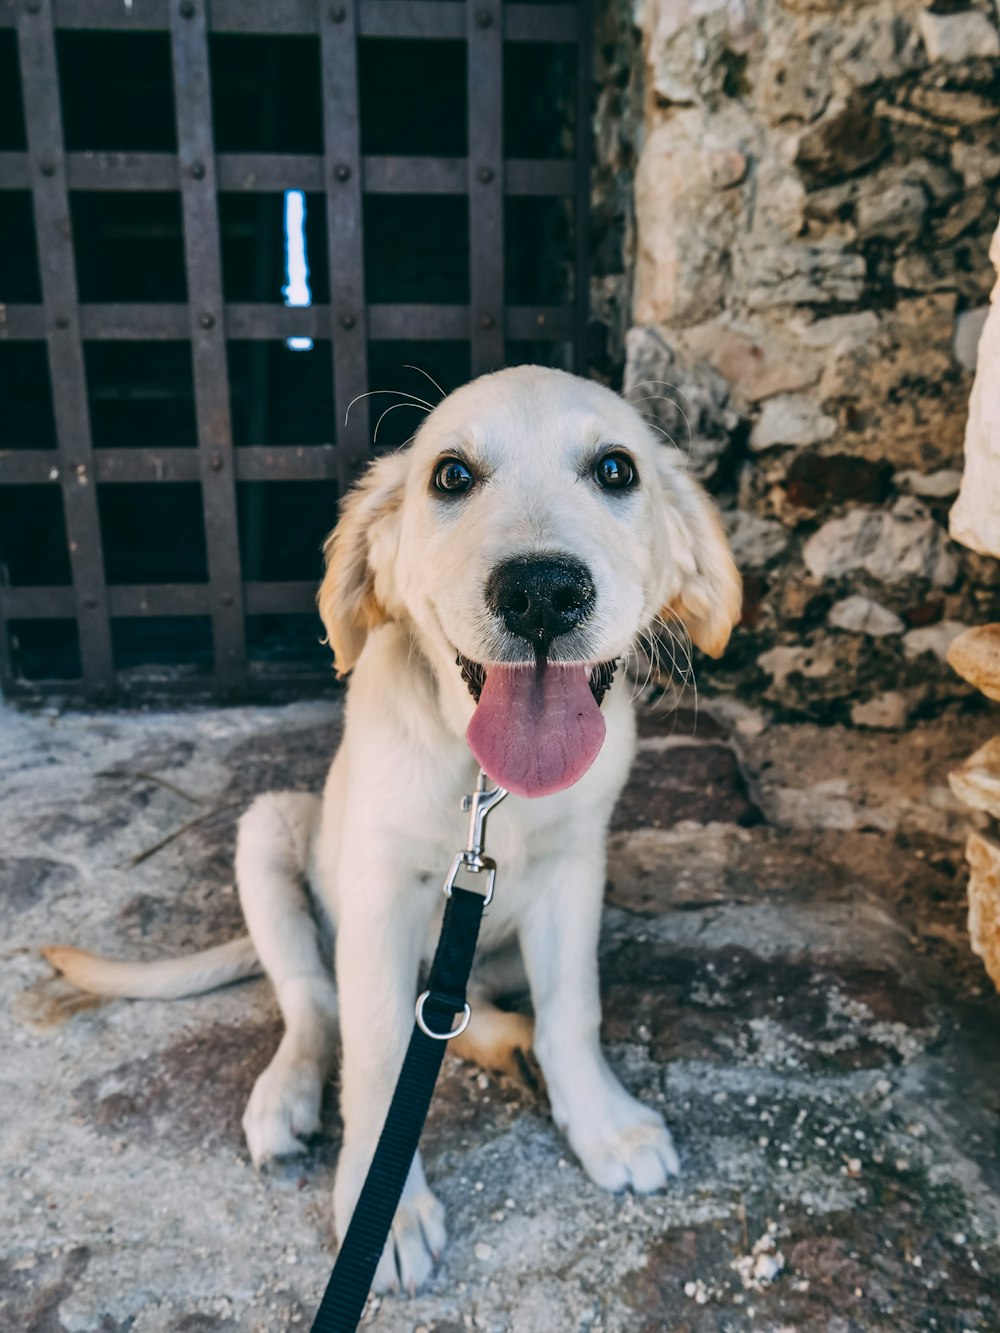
319;366;741;796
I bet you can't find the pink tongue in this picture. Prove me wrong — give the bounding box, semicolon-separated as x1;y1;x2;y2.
466;664;606;798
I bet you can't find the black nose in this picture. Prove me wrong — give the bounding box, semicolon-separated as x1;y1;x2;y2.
486;555;596;652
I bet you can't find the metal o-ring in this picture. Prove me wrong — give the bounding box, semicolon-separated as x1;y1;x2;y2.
415;992;471;1041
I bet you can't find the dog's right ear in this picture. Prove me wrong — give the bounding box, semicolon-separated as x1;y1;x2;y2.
317;449;409;677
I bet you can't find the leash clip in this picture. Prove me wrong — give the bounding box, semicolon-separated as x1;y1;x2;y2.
442;769;507;906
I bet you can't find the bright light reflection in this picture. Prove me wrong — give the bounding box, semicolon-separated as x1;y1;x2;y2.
283;190;313;352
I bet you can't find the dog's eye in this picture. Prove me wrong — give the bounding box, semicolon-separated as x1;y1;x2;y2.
433;457;475;495
594;452;637;491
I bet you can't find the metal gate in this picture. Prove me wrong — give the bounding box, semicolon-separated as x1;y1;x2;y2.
0;0;591;703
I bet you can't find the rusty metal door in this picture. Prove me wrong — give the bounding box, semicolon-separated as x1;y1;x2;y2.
0;0;591;702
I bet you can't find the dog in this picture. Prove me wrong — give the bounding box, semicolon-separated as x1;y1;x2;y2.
45;365;741;1295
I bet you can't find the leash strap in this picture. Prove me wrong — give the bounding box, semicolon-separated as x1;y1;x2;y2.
309;884;486;1332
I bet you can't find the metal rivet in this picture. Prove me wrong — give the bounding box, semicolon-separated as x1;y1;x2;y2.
475;7;493;26
210;452;224;472
199;312;215;330
477;165;495;184
329;3;346;20
179;0;195;16
221;592;235;607
190;161;206;180
39;159;56;177
54;315;70;330
480;313;496;330
334;162;351;182
340;313;357;330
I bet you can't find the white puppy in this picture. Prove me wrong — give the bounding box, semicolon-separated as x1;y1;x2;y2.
47;366;741;1295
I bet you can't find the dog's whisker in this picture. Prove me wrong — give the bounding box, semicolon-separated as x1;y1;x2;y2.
655;609;699;724
403;363;447;402
373;400;431;444
626;381;696;472
344;387;434;427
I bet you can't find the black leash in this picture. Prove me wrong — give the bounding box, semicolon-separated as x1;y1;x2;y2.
310;774;507;1333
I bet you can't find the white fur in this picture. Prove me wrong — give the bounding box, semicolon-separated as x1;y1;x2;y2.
47;367;741;1296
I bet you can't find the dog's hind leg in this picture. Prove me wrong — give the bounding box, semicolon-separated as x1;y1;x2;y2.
235;791;337;1167
451;943;535;1080
450;1001;534;1081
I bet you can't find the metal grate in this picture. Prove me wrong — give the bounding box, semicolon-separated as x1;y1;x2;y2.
0;0;591;702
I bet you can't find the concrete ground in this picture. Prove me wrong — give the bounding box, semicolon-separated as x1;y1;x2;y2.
3;692;1000;1332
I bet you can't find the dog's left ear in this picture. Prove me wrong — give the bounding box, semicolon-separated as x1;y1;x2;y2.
317;449;409;676
656;458;743;659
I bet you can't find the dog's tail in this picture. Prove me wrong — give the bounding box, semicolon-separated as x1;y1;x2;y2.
41;936;262;1000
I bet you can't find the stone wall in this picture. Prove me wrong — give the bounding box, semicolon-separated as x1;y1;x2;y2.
591;0;1000;725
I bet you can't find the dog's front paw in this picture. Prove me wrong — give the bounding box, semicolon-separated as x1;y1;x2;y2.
242;1058;323;1167
572;1100;680;1193
370;1189;447;1296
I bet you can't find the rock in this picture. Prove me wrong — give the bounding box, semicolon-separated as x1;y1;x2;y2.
953;306;988;373
896;469;963;500
949;737;1000;820
758;643;837;690
907;86;999;126
744;247;867;309
966;831;1000;993
851;692;909;730
831;7;925;87
723;511;789;569
634;112;745;327
947;624;1000;701
646;0;761;106
681;317;822;403
828;596;905;638
918;8;1000;63
803;498;960;587
950;140;1000;189
795;96;889;187
749;393;837;451
766;776;860;830
856;180;928;243
903;621;968;662
623;326;742;482
795;311;880;350
950;221;1000;559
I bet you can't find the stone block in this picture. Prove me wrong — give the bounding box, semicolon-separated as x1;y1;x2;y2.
828;596;905;637
918;8;1000;62
681;317;822;403
966;830;1000;993
896;468;963;499
723;511;790;570
744;247;867;309
803;498;960;587
749;393;838;451
949;736;1000;820
856;180;928;243
947;623;1000;701
908;85;999;126
902;620;968;662
851;692;909;730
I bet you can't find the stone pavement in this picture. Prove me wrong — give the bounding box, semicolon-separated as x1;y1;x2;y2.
3;694;1000;1332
